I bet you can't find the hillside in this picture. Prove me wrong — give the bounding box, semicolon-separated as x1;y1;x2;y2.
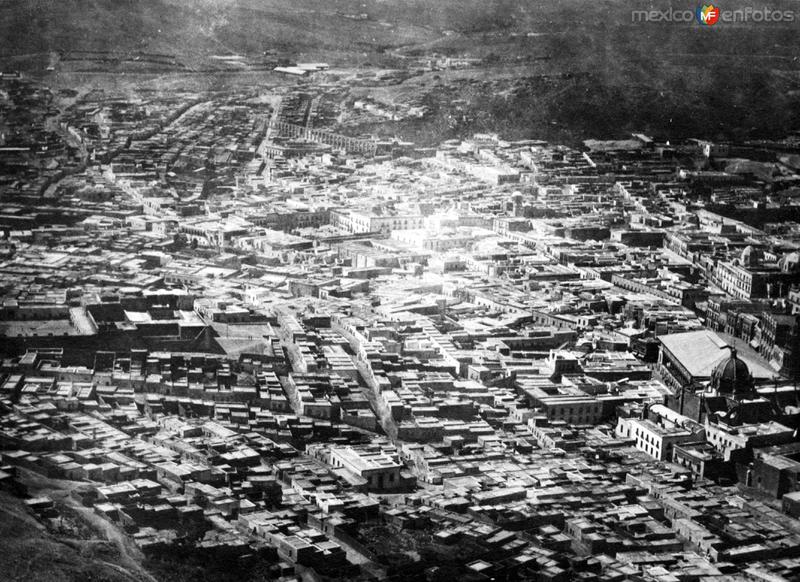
1;0;799;148
0;489;144;582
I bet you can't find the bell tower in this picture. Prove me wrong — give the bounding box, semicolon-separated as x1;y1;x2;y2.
781;315;800;380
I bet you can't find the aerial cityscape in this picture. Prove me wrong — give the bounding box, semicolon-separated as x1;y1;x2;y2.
2;1;800;581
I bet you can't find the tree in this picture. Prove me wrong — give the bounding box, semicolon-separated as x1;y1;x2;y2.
173;232;187;249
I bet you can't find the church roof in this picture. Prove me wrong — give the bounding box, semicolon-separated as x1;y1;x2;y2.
659;329;774;380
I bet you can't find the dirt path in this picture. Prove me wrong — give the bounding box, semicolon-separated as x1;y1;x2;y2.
19;468;159;582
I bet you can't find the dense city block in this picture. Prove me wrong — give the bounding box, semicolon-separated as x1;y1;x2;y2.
3;50;800;582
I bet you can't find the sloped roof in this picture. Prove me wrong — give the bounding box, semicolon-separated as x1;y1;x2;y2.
659;329;774;380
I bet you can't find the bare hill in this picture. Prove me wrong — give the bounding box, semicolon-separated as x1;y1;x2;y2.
1;0;799;146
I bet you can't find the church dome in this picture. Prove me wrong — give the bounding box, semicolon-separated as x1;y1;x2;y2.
740;245;763;267
710;348;753;396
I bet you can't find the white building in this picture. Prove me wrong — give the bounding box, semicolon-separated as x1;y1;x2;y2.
329;446;403;490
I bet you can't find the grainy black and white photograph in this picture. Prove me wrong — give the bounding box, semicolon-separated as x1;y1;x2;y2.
2;1;800;581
